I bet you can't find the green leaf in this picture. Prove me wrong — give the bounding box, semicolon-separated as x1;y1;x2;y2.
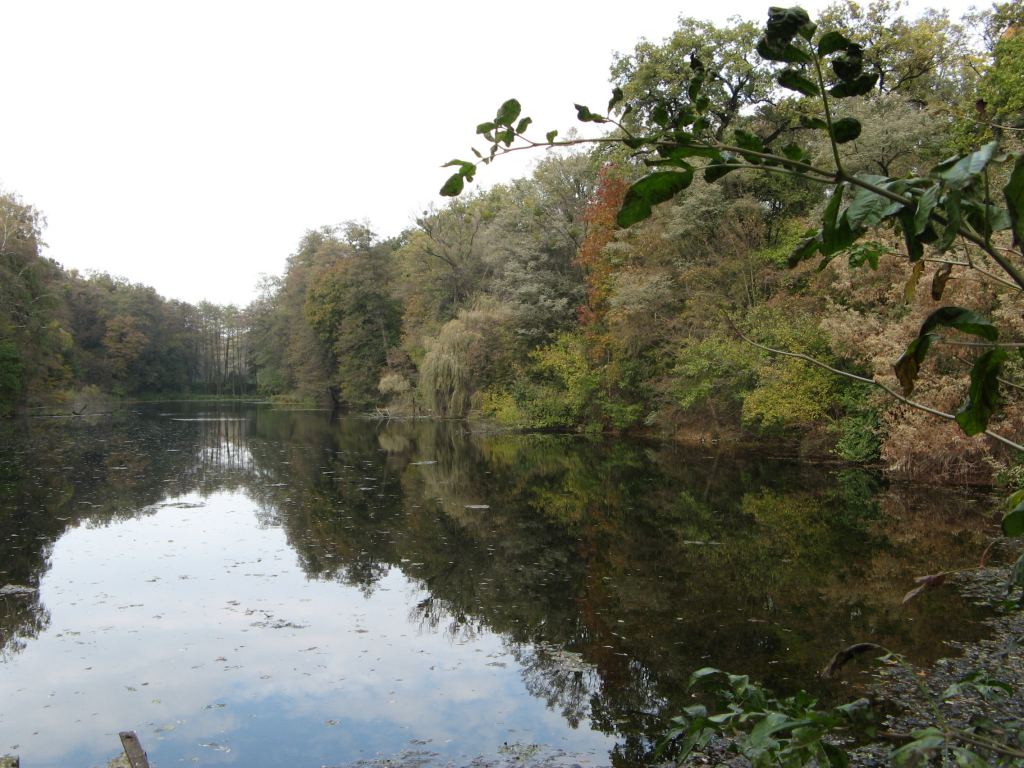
817;31;854;56
845;180;903;229
688;667;726;688
733;129;765;157
1003;502;1024;537
778;68;820;96
891;728;945;767
1005;153;1024;251
607;87;624;113
617;168;695;228
788;233;821;266
439;173;465;197
933;141;998;191
782;143;808;163
515;117;532;134
475;121;495;135
821;741;850;768
829;73;878;97
494;99;521;127
952;748;992;768
847;241;884;270
757;36;812;63
574;103;606;123
820;185;857;256
652;104;670;128
955;348;1006;436
831;117;861;143
545;129;558;143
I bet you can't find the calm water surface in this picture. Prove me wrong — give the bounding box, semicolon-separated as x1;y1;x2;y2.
0;404;999;767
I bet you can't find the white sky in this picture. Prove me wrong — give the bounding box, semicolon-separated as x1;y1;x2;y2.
2;0;979;306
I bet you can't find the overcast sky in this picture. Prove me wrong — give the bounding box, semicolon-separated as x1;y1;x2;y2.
2;0;979;306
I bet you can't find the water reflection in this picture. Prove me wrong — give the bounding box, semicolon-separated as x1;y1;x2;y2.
0;405;997;766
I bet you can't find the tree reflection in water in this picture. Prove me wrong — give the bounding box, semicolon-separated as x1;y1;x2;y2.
0;404;997;763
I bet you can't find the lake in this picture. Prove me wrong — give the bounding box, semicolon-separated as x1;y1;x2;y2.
0;403;998;767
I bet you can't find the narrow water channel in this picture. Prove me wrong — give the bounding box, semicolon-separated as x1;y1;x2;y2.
0;403;998;767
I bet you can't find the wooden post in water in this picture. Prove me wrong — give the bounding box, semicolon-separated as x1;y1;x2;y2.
118;731;150;768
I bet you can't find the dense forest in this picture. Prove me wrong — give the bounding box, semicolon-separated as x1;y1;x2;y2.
2;0;1022;483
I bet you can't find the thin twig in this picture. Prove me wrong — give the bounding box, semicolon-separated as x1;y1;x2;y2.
922;257;1022;292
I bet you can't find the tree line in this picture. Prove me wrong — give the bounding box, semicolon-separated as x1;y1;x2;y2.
3;0;1021;483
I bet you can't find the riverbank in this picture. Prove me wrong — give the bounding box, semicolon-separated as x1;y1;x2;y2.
849;565;1024;766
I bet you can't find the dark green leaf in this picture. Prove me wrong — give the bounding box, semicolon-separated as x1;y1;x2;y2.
1005;153;1024;250
831;117;861;143
515;117;532;134
933;141;998;190
778;68;820;96
904;260;924;303
931;262;953;300
817;31;854;56
956;348;1006;435
898;210;924;261
1010;553;1024;594
913;184;940;236
757;36;812;63
765;6;815;44
831;47;863;81
937;190;962;252
617;168;695;228
652;104;670;128
920;306;999;341
475;121;495;135
829;73;878;97
705;152;739;183
1002;502;1024;537
607;87;624;113
788;233;821;266
799;115;829;130
494;99;521;127
894;333;933;395
439;173;464;197
545;129;558;143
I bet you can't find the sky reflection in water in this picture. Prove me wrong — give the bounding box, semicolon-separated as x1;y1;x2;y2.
3;492;611;767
